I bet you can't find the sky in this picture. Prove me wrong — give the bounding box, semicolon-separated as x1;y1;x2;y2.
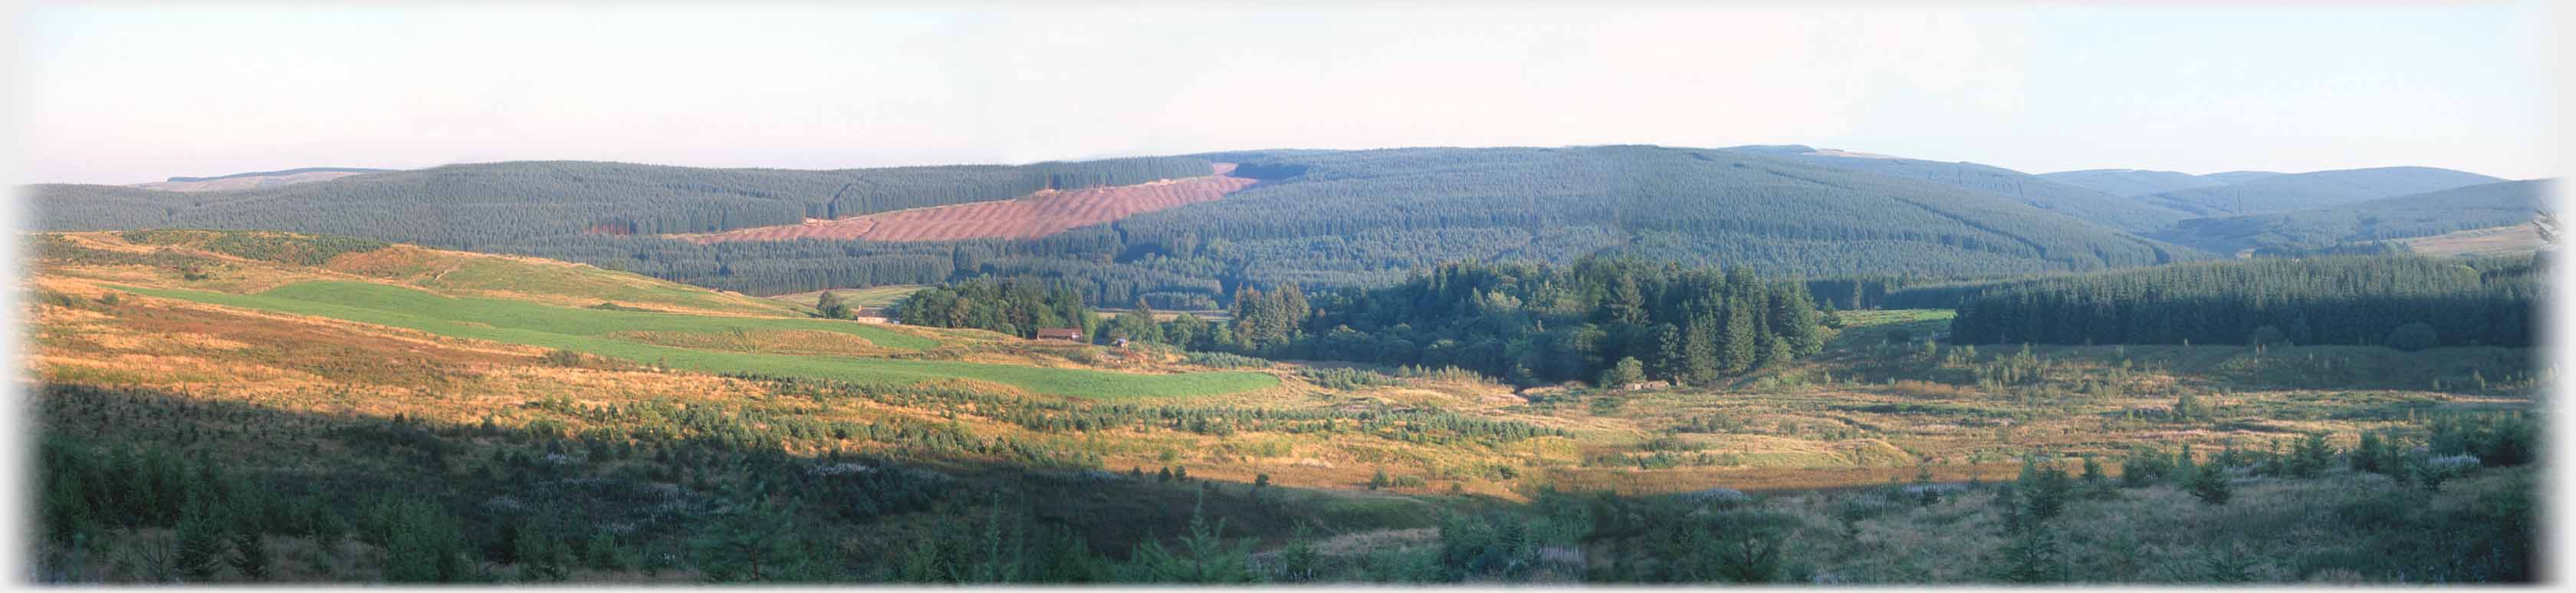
8;2;2558;185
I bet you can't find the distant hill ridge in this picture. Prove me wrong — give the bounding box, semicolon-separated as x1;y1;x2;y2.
2036;169;2226;197
1723;145;2197;232
160;166;396;183
29;144;2509;305
2135;166;2502;216
2147;179;2552;255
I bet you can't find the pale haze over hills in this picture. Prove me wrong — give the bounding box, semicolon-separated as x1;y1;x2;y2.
14;4;2555;186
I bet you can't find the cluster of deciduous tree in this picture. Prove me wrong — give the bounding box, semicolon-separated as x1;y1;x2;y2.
1204;257;1826;387
1946;255;2543;348
891;277;1095;339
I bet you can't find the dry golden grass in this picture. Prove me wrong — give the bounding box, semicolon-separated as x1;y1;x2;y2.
2392;222;2544;257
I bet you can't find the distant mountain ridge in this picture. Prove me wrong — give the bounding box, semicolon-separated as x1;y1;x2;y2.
158;166;396;183
2036;169;2225;197
36;144;2514;305
2200;171;2285;184
2134;166;2502;216
132;166;397;193
1720;145;2196;232
2147;180;2552;255
28;145;2210;301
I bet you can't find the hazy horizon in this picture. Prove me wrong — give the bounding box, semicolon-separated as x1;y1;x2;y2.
15;3;2558;185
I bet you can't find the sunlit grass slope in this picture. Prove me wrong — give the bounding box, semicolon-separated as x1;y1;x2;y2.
117;280;1277;399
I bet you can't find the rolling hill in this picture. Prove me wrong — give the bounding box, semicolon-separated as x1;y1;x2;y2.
677;163;1257;243
1130;146;2201;284
2036;168;2226;197
2135;166;2502;216
2200;170;2286;184
1723;145;2198;232
29;230;1280;399
31;157;1214;245
28;145;2217;304
132;166;394;192
2147;180;2551;255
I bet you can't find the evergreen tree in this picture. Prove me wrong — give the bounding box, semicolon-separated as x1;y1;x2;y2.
514;525;569;581
2288;432;2336;478
378;498;468;583
1651;324;1688;383
229;529;269;581
691;480;808;582
2188;462;2233;505
1681;315;1724;385
1717;303;1760;376
1990;529;2069;583
174;493;226;581
2174;445;2196;486
1119;495;1257;583
41;471;90;547
2352;432;2390;474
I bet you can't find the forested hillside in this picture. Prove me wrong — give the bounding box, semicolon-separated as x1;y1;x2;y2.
2148;180;2551;255
1944;255;2542;348
28;146;2210;305
1722;146;2196;232
2036;169;2224;197
2135;166;2501;216
1126;146;2196;288
155;166;396;183
133;167;395;192
2200;171;2285;184
31;157;1214;245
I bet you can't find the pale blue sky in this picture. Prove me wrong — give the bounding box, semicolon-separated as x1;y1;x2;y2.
12;3;2556;185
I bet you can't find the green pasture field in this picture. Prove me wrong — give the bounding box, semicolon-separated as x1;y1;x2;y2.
117;281;1280;400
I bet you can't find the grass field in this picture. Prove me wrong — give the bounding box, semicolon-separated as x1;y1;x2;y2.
114;281;1278;400
412;255;813;316
2391;223;2545;257
1825;308;1954;351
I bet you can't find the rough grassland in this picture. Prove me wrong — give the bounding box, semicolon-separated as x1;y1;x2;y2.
326;244;813;317
115;281;1277;399
2391;223;2545;257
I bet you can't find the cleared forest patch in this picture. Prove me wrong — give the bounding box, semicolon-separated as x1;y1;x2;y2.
674;163;1256;243
2392;222;2546;257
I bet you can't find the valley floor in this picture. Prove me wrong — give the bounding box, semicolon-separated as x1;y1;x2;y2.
21;230;2544;584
